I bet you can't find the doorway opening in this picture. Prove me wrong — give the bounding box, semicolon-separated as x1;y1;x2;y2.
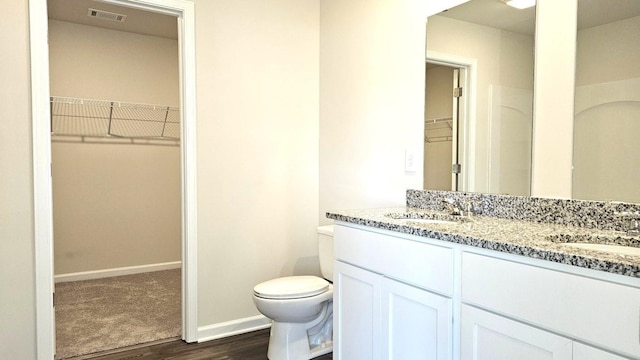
30;0;197;359
424;51;476;193
48;1;182;357
424;62;462;191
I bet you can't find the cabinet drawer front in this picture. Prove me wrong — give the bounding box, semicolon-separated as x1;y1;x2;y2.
461;305;573;360
461;252;640;357
335;225;454;296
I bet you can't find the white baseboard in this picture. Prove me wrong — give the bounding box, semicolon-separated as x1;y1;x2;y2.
54;261;182;283
198;315;272;343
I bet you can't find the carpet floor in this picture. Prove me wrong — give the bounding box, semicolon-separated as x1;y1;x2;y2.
55;269;181;359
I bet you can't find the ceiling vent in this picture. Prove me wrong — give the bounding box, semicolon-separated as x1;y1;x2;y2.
87;8;127;23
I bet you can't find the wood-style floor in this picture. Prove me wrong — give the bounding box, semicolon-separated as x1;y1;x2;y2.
76;329;333;360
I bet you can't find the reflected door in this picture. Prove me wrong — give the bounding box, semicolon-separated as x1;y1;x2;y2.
424;63;463;191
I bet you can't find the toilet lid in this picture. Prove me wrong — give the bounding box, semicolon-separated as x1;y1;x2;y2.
254;276;330;299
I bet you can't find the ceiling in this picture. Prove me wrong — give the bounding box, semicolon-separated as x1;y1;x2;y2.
48;0;640;41
47;0;178;39
438;0;640;36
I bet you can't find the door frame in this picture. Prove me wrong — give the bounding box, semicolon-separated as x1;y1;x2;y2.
426;50;477;192
29;0;198;358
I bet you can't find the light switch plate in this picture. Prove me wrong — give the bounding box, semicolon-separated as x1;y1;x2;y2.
405;149;417;173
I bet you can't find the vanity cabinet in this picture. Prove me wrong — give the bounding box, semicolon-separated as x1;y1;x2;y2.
334;223;640;360
461;252;640;358
461;305;627;360
333;225;453;360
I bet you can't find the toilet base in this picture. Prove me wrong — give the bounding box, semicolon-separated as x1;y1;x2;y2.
267;322;332;360
266;320;333;360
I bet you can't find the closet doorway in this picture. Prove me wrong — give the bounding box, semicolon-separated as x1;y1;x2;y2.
424;62;465;191
30;0;197;358
424;51;476;193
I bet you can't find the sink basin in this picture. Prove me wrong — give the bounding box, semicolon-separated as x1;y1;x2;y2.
403;218;458;225
385;211;467;225
547;234;640;257
564;243;640;257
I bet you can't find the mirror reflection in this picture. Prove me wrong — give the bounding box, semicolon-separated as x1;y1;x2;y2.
572;0;640;203
424;0;535;196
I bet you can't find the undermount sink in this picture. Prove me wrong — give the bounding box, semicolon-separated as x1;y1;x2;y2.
402;218;458;225
564;243;640;257
385;211;468;225
547;234;640;257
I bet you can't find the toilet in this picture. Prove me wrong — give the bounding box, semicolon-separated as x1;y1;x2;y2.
253;225;334;360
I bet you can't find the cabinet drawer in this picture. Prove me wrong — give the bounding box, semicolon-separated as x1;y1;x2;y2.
461;252;640;357
334;224;454;296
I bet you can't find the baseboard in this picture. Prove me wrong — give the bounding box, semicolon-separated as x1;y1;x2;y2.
197;315;272;343
54;261;182;283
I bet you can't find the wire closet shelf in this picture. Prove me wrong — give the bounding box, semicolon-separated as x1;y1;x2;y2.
50;96;180;146
424;116;453;143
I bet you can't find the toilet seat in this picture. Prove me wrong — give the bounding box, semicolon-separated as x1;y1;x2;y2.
254;276;330;300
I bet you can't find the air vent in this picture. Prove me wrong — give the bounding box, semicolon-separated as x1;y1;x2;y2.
87;8;127;23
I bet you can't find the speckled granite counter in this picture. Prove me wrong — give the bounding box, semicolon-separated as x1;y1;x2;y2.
326;190;640;278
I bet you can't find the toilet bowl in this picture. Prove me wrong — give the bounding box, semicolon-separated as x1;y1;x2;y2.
253;225;334;360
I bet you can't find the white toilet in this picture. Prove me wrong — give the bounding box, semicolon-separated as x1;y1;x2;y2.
253;225;334;360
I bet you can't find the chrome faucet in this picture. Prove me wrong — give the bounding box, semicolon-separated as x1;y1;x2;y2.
442;198;463;216
615;211;640;236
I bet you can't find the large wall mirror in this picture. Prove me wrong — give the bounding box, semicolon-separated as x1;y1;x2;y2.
572;0;640;203
424;0;536;196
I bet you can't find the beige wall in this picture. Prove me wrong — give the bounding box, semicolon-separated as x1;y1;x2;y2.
48;20;181;275
426;15;534;193
48;20;179;105
52;144;181;274
194;0;320;327
0;0;37;358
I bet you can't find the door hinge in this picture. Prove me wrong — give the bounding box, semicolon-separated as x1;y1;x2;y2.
453;87;463;98
53;292;56;307
452;163;461;174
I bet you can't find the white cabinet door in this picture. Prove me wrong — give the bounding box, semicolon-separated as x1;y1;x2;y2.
334;261;382;360
573;342;630;360
381;277;452;360
461;305;573;360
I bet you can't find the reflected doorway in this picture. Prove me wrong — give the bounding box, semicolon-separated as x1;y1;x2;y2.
424;62;464;191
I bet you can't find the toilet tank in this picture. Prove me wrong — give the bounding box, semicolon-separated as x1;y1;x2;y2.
317;225;334;282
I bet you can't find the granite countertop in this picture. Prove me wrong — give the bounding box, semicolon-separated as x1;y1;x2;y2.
326;207;640;278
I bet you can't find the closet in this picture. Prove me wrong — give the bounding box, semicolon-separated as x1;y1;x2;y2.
48;8;181;279
48;3;182;356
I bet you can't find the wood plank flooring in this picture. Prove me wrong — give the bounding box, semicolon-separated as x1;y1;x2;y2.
74;329;333;360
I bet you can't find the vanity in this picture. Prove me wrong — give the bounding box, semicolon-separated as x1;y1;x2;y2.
327;190;640;360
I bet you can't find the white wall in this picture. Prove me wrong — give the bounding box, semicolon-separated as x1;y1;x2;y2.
0;1;37;358
573;16;640;202
194;0;320;330
48;20;181;275
531;0;577;198
575;16;640;86
320;0;433;221
426;15;534;193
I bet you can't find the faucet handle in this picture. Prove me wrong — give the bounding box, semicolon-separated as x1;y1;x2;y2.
614;211;640;235
462;199;481;217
